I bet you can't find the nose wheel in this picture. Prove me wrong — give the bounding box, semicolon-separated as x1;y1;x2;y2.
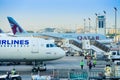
32;62;46;72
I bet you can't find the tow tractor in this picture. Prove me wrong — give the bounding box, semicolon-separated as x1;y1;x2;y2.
0;73;22;80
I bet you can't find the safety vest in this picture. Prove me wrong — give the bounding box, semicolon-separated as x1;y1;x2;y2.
11;70;16;75
104;66;111;76
93;60;96;64
105;66;111;72
80;61;84;66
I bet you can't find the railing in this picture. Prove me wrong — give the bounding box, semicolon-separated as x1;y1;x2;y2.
91;40;110;52
69;69;88;80
69;40;82;49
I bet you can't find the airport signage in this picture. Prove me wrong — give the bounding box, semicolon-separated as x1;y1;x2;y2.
77;36;99;40
0;40;29;45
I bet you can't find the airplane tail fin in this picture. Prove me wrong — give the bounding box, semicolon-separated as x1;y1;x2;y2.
0;29;4;33
7;17;27;35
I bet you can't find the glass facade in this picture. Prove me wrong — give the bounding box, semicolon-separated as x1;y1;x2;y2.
98;15;105;28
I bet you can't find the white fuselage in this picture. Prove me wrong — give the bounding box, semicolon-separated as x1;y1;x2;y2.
0;37;65;62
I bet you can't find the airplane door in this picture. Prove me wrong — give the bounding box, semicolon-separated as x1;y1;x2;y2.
31;39;39;53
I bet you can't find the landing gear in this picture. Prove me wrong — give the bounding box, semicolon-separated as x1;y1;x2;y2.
32;67;38;72
32;62;46;72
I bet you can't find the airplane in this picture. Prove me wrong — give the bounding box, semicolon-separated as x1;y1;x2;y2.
0;36;65;72
7;16;113;44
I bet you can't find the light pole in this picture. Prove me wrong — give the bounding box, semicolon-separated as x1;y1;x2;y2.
95;13;98;33
114;7;117;42
84;19;86;33
103;10;106;36
88;18;91;33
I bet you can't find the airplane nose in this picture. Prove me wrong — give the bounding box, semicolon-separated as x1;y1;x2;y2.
58;48;65;57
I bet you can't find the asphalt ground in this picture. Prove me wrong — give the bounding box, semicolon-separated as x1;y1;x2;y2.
0;56;108;80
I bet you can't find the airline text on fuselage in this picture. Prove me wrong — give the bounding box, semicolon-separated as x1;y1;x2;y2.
0;40;29;45
77;36;99;40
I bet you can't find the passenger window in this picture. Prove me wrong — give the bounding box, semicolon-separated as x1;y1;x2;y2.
17;45;19;47
117;52;120;55
26;45;29;47
112;52;116;55
7;45;9;47
24;45;26;47
14;45;16;47
4;45;6;47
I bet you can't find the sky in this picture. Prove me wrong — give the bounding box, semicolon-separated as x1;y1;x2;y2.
0;0;120;32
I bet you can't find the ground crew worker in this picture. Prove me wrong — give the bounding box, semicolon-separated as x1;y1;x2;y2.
80;60;84;69
6;71;11;80
88;61;92;70
104;65;112;77
93;59;96;67
11;68;16;75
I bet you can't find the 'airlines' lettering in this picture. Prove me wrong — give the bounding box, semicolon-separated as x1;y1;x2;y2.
0;40;29;45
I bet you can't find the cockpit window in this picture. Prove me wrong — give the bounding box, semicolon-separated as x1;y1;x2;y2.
46;44;49;47
46;44;56;48
50;44;54;47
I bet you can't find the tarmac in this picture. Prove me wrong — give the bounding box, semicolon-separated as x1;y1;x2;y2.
0;56;108;80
